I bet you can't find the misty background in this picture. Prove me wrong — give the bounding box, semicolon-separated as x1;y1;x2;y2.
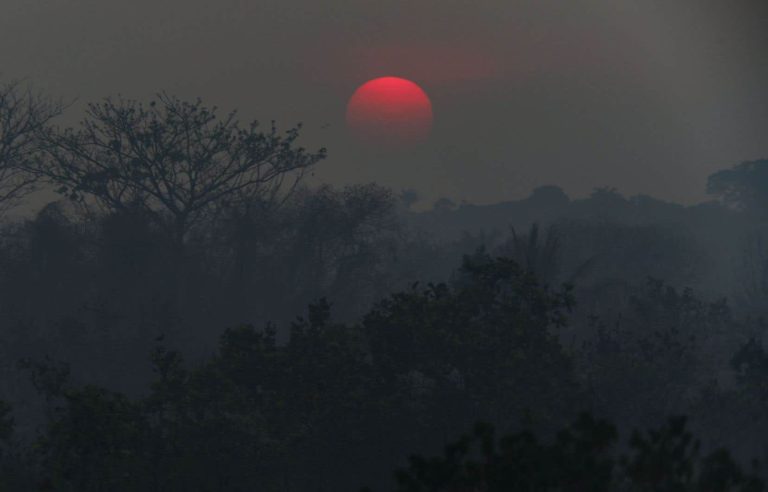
2;0;767;206
0;1;767;490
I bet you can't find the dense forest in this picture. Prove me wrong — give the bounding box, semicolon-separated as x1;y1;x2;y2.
1;80;768;490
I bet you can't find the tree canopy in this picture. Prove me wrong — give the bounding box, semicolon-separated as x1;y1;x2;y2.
0;80;61;215
34;94;325;244
707;159;768;218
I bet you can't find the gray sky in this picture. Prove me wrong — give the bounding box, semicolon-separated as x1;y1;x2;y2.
2;0;767;205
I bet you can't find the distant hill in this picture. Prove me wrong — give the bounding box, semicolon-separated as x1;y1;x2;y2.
406;185;749;301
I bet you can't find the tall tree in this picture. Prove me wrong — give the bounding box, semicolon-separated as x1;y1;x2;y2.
0;80;61;216
35;93;326;245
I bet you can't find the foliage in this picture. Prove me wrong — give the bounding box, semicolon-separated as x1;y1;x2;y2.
0;87;765;489
364;252;579;435
579;278;742;430
707;160;768;217
385;415;763;492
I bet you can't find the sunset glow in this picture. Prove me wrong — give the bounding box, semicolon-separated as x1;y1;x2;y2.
346;77;433;146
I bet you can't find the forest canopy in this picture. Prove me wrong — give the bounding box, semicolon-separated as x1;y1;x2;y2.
0;82;767;490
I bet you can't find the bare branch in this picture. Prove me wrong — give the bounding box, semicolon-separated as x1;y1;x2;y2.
31;94;326;244
0;79;63;216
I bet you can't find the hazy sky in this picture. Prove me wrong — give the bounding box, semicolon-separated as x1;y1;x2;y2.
2;0;767;205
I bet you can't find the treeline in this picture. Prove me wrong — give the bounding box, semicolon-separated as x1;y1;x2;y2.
2;79;768;489
0;254;766;490
388;415;764;492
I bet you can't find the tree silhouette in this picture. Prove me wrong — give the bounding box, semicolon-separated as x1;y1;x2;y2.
364;252;579;436
0;80;61;216
383;415;763;492
707;160;768;218
34;93;325;246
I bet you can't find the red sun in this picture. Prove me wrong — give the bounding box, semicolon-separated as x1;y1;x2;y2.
346;77;433;145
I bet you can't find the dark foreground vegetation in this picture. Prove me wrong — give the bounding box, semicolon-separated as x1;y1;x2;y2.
1;80;768;490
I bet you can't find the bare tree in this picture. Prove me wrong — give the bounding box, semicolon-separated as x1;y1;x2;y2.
35;93;326;245
0;79;61;216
